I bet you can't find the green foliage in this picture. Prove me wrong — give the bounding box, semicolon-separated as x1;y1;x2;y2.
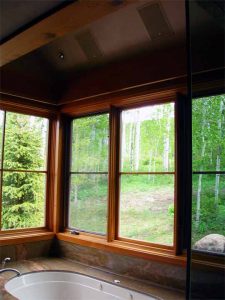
122;103;175;172
1;112;47;229
72;114;109;172
1;93;224;248
168;204;174;217
192;174;225;243
192;94;225;247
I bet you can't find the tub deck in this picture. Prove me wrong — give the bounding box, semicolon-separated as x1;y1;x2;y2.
0;258;185;300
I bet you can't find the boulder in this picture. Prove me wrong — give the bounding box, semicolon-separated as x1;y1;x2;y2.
194;234;225;253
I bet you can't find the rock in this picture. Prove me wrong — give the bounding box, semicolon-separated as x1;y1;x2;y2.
194;234;225;253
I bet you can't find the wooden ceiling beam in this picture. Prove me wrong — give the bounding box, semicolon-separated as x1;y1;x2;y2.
0;0;135;67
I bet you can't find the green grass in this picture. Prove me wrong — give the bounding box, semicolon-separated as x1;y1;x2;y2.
69;175;175;245
119;208;174;245
69;176;225;247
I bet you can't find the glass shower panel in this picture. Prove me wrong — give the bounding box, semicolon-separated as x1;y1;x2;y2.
188;1;225;299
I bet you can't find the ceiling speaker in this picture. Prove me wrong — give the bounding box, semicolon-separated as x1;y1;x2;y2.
138;2;173;40
75;30;103;62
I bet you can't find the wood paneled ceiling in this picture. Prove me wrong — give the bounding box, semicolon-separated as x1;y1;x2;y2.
0;0;224;104
0;0;71;43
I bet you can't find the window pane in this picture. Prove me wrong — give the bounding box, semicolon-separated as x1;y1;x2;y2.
121;103;175;172
71;114;109;172
69;174;108;234
119;175;174;245
3;112;48;171
0;110;4;167
1;172;46;230
192;95;225;172
192;174;225;254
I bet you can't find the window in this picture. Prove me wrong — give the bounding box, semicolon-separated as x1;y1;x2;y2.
119;103;175;245
192;94;225;254
68;114;109;234
68;101;175;248
0;110;49;231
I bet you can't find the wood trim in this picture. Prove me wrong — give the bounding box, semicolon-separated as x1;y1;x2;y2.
45;118;56;231
60;82;183;117
0;111;6;232
57;232;186;267
191;258;225;272
120;172;175;175
0;107;53;232
59;69;224;114
52;114;71;233
52;114;64;233
1;169;47;173
0;93;57;118
191;251;225;271
0;231;55;245
116;100;177;250
0;227;46;234
107;107;120;242
117;237;173;250
192;68;225;98
70;172;108;175
0;0;136;67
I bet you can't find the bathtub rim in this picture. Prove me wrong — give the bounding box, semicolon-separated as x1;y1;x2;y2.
5;269;163;300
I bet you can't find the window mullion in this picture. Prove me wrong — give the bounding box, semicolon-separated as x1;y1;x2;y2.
107;106;120;242
0;111;6;231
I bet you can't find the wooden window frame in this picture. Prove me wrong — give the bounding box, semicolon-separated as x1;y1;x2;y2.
0;102;56;242
67;112;110;235
62;91;186;264
115;102;176;250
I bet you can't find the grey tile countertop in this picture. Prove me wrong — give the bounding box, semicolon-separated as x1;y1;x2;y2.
0;257;185;300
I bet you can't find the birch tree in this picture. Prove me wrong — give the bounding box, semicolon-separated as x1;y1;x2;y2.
214;97;225;207
195;101;207;228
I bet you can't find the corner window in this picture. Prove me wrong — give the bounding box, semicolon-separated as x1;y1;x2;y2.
192;94;225;254
0;110;49;230
68;114;109;234
68;101;176;249
119;103;175;245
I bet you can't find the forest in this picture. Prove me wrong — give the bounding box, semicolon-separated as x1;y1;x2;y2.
0;94;224;249
0;111;48;230
192;95;225;245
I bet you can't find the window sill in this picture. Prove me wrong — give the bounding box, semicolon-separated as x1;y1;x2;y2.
191;251;225;271
57;232;186;267
0;230;55;245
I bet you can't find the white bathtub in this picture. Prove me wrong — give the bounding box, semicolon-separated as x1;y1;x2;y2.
5;271;160;300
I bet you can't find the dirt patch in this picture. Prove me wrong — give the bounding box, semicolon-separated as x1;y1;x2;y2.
121;189;174;211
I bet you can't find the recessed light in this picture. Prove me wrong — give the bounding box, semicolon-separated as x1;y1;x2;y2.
59;52;64;59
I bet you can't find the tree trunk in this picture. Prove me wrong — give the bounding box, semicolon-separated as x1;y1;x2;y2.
214;99;225;207
163;116;170;171
121;123;126;170
128;123;133;169
196;104;207;228
148;150;153;179
134;111;140;171
130;122;135;171
74;184;78;208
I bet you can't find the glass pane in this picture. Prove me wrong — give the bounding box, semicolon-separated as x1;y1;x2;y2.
1;172;46;229
0;110;4;168
71;114;109;172
121;103;175;172
192;95;225;172
119;174;174;245
192;174;225;254
3;112;49;171
69;174;108;234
